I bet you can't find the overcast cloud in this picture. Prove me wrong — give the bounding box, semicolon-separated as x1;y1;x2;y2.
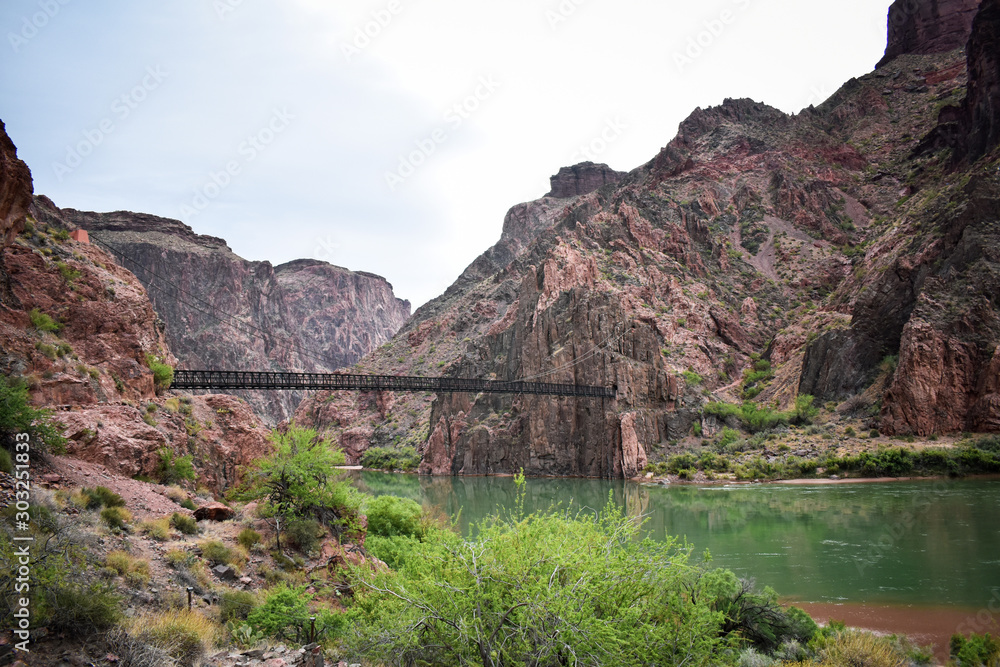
1;0;890;308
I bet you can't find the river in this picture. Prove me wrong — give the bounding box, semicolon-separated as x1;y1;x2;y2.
353;472;1000;656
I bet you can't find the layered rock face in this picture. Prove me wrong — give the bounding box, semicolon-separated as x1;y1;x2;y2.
296;0;1000;474
546;162;627;199
30;198;411;423
962;0;1000;159
0;141;272;490
0;121;31;248
878;0;982;68
805;0;1000;435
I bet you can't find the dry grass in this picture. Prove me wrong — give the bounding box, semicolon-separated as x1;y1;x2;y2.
818;629;911;667
104;550;151;586
164;485;189;504
115;610;221;667
138;517;171;541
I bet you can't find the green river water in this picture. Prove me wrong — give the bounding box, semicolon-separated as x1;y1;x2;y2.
353;472;1000;609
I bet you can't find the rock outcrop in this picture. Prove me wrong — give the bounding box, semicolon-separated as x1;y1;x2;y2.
546;162;626;199
878;0;982;68
961;0;1000;159
0;120;31;249
30;198;411;423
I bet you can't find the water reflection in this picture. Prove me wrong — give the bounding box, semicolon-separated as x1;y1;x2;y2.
351;472;1000;608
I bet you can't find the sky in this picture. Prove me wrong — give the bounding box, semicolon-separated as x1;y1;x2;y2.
0;0;890;309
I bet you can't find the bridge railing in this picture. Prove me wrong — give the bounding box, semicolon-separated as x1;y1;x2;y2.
171;370;616;399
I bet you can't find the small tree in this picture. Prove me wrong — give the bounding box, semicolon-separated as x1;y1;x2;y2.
234;425;357;550
0;375;66;454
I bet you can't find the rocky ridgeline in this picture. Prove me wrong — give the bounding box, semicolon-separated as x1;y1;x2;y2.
295;0;1000;474
31;198;411;424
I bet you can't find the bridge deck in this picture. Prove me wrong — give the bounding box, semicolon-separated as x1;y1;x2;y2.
171;370;616;399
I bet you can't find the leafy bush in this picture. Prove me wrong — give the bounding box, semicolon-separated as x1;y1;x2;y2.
950;632;1000;666
349;477;746;666
91;486;126;508
789;394;820;426
246;584;345;642
284;518;323;553
146;354;174;390
171;512;199;535
666;453;699;474
0;375;66;453
199;540;233;566
237;527;262;550
682;370;703;386
234;425;360;545
220;590;258;624
366;495;424;539
100;506;132;530
41;581;122;632
156;448;197;485
29;308;61;333
361;446;421;471
180;498;198;511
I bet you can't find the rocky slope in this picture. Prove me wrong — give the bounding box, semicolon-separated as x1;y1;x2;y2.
294;0;1000;475
30;198;411;424
0;123;272;491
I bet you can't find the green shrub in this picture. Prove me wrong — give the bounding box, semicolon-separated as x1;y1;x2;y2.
682;370;703;386
100;506;132;530
220;590;258;624
246;584;345;642
29;308;61;333
366;495;424;539
666;453;698;475
55;261;81;282
0;375;66;453
789;395;820;426
156;448;197;485
692;421;703;437
146;354;174;390
284;518;323;553
35;341;57;360
40;581;121;632
349;479;748;666
200;540;233;566
361;446;421;471
171;512;199;535
0;447;11;474
237;527;262;550
91;486;125;507
950;632;1000;666
180;498;198;511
